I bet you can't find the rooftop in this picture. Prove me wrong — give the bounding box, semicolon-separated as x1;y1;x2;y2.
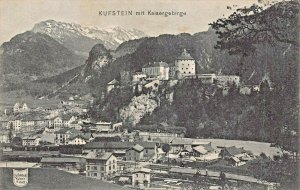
169;167;197;175
170;138;211;146
130;144;144;152
41;157;83;163
176;49;194;60
193;144;214;154
93;136;122;142
143;61;169;68
54;128;81;134
223;146;245;156
68;134;90;141
86;152;114;160
84;141;156;150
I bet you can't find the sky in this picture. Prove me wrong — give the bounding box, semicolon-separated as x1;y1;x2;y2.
0;0;260;44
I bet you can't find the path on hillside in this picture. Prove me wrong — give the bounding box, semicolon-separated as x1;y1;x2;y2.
46;74;80;98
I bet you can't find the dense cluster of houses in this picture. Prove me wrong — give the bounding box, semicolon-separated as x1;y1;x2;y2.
1;107;257;189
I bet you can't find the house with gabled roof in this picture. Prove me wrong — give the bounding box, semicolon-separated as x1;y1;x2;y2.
54;128;81;145
169;138;211;154
84;141;157;161
41;156;85;171
13;102;30;114
220;146;246;158
220;146;253;166
52;114;76;131
68;134;90;145
192;144;215;157
86;152;117;180
132;168;151;189
22;135;41;146
125;144;145;161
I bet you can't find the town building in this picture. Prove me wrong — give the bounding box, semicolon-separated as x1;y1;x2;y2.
132;169;151;189
41;156;85;172
13;103;30;114
68;134;90;145
184;74;216;84
192;144;215;157
0;130;10;143
219;146;253;167
132;72;147;83
69;120;83;130
142;61;169;80
12;119;21;132
84;142;157;160
174;49;196;78
134;123;186;143
53;115;76;131
54;128;81;145
22;135;41;146
86;152;117;180
94;121;113;133
125;144;145;161
215;75;240;87
169;138;212;154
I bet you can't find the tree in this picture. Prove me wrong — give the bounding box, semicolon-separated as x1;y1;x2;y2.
210;0;299;73
134;83;140;96
162;143;171;166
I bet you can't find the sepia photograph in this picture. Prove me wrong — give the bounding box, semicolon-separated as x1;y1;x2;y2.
0;0;299;189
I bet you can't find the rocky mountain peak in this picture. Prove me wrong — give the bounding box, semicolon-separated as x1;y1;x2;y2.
31;20;148;52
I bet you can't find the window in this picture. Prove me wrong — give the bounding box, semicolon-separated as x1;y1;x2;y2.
101;166;104;171
87;166;90;170
144;174;146;178
94;173;97;177
113;165;115;169
109;166;111;170
136;174;138;177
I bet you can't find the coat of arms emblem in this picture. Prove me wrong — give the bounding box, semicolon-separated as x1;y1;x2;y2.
13;168;29;187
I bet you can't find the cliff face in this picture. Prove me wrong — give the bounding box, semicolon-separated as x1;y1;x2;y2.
119;94;159;126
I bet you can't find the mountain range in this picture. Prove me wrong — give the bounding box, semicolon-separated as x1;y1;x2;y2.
0;15;297;98
32;20;147;56
0;20;148;92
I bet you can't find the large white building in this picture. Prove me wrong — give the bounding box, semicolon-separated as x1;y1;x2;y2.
174;49;196;78
142;61;169;80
